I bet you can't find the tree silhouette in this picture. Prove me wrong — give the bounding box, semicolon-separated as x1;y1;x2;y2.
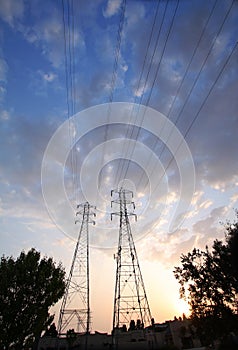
174;213;238;345
0;248;66;349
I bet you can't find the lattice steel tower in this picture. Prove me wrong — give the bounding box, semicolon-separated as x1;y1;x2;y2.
58;202;96;335
111;188;152;331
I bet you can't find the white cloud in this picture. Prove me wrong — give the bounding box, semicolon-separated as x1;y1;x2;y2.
121;63;128;72
191;191;204;206
103;0;122;18
0;86;6;103
0;58;8;104
42;72;57;83
125;2;145;28
22;27;38;44
0;109;11;120
230;193;238;205
199;199;213;209
0;58;8;83
28;70;60;97
192;206;228;248
161;58;183;84
0;0;24;27
166;191;178;205
133;80;149;98
33;16;64;68
139;227;195;266
15;6;85;69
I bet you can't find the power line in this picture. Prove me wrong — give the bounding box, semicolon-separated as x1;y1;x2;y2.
113;0;163;188
139;0;235;192
136;0;219;190
184;42;237;139
119;0;180;188
62;0;79;206
62;0;71;119
108;0;126;105
150;41;237;200
68;0;78;205
97;0;126;200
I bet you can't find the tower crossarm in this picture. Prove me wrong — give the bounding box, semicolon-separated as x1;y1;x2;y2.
57;202;96;336
111;188;152;332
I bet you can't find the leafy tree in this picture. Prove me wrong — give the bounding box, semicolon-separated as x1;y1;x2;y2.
44;323;58;337
66;329;77;347
0;248;66;349
173;213;238;345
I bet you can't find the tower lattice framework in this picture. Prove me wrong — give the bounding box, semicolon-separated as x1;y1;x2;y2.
111;188;152;331
58;202;96;335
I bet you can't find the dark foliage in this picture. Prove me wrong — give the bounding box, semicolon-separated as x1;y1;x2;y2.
0;248;66;349
44;323;58;337
173;212;238;345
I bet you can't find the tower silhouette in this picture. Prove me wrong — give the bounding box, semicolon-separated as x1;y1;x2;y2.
111;188;152;331
57;202;96;335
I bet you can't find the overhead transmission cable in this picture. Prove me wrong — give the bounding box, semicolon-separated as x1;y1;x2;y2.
138;0;235;191
118;0;180;188
62;0;71;117
113;0;162;188
96;0;126;205
68;0;78;204
118;0;179;187
136;0;219;190
114;0;171;187
62;0;78;206
150;41;237;199
69;0;81;205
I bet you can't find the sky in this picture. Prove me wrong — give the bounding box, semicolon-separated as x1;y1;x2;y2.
0;0;238;334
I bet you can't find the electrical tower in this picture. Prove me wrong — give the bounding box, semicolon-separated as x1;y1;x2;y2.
58;202;96;335
111;188;152;331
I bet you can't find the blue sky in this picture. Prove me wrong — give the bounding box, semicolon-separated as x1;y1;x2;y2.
0;0;238;333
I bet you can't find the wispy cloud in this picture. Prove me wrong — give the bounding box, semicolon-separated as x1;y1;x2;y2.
103;0;123;18
0;0;24;27
0;58;8;83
